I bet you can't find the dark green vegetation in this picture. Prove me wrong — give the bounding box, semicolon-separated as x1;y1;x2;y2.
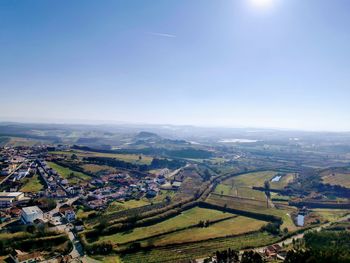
0;225;71;257
285;230;350;263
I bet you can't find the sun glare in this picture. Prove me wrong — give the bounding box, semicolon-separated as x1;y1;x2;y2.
250;0;274;9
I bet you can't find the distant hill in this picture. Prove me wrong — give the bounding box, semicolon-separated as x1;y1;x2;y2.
135;131;161;140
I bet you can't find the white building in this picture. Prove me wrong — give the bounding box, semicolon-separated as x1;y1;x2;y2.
21;206;44;224
0;192;24;208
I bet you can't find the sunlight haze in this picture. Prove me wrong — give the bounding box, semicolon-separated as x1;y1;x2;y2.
1;0;349;131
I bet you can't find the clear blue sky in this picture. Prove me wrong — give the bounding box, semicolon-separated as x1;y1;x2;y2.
1;0;350;131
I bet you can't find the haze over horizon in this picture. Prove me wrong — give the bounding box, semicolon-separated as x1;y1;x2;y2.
1;0;350;131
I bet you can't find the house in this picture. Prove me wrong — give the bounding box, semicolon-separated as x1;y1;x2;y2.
88;199;106;210
172;181;182;189
264;244;282;259
0;192;24;208
157;175;166;185
10;250;43;263
65;210;76;222
21;206;44;224
59;204;76;222
9;207;22;217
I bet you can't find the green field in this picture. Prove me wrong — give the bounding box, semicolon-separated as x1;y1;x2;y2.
270;173;296;189
321;171;350;188
311;209;350;222
76;209;96;220
90;255;122;263
81;164;117;174
106;199;151;214
121;232;279;263
206;194;298;231
97;207;234;244
151;216;267;246
20;174;44;192
222;171;278;188
51;150;153;165
207;193;269;212
214;184;266;201
47;162;91;184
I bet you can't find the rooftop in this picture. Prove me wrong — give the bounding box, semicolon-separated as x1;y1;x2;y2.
22;206;43;215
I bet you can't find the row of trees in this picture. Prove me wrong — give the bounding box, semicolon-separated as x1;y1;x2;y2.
203;249;263;263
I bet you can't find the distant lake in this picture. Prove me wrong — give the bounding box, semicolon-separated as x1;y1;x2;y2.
219;139;258;143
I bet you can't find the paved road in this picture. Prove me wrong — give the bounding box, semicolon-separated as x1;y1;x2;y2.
47;196;84;259
55;224;84;258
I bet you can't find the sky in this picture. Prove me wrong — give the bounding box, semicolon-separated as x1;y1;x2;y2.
0;0;350;131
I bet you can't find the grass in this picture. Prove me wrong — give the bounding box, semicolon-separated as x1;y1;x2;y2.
152;190;177;203
81;164;117;174
321;172;350;188
77;209;96;220
97;207;233;244
20;174;44;192
271;192;290;201
89;255;122;263
222;171;278;188
121;232;279;263
214;184;266;201
0;231;31;240
51;150;153;165
47;162;91;184
270;173;296;189
206;194;298;231
151;216;267;246
106;199;151;214
207;193;270;213
311;209;350;222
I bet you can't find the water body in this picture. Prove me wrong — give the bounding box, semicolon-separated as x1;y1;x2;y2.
219;139;258;143
271;175;282;182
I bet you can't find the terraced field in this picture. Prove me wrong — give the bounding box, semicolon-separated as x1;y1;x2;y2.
106;199;151;214
81;164;117;174
96;207;234;244
206;193;298;231
206;193;269;213
321;171;350;188
214;184;266;201
121;232;279;263
222;171;278;188
151;216;267;246
311;209;350;222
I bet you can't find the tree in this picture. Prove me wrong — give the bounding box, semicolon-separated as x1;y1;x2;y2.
264;180;271;197
241;250;263;263
202;169;211;181
71;154;78;160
